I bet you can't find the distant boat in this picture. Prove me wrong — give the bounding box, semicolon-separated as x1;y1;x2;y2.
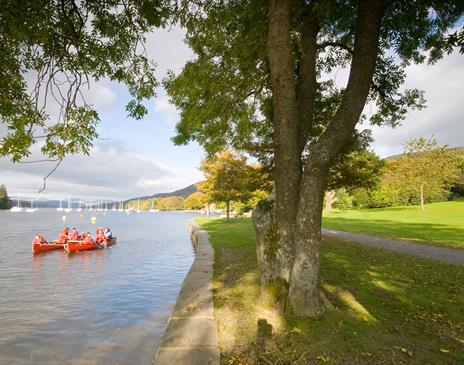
57;198;64;211
10;193;22;212
76;197;82;212
25;197;38;213
64;197;72;213
149;201;159;212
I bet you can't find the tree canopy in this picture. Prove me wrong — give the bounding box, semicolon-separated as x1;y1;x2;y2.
198;150;264;218
0;0;168;162
386;137;463;209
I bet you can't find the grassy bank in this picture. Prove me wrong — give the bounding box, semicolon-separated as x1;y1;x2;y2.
197;217;464;364
323;200;464;249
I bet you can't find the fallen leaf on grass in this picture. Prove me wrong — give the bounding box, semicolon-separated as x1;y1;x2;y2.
316;355;330;362
394;346;413;356
440;349;450;353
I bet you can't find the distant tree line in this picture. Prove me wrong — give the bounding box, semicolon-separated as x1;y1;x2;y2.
0;184;12;209
327;137;464;211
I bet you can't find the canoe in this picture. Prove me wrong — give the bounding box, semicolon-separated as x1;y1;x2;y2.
32;236;66;254
65;237;117;253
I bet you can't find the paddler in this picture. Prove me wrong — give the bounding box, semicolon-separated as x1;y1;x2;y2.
83;232;94;244
57;227;69;244
103;227;113;240
70;228;79;240
96;227;105;243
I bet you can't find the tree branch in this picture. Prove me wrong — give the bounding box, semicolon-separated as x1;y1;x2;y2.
317;41;354;55
296;2;320;156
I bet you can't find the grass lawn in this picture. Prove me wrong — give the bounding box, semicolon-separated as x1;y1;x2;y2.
323;200;464;249
197;217;464;365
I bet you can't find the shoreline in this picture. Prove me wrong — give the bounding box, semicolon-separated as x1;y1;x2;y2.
153;219;219;364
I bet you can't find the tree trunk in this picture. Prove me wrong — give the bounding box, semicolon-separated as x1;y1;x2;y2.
324;190;337;212
226;201;230;220
256;0;385;317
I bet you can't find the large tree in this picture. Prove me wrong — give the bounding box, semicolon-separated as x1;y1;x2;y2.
167;0;464;316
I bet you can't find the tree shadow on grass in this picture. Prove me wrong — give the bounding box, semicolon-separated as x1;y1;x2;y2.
202;218;464;364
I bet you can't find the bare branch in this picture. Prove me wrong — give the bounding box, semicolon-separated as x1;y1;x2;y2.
38;159;63;193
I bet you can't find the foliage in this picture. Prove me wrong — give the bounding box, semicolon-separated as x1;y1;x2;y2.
184;191;206;210
0;184;12;209
0;0;168;162
198;217;464;364
166;1;464;160
332;188;353;210
328;149;384;192
385;137;463;209
156;196;184;211
198;150;267;217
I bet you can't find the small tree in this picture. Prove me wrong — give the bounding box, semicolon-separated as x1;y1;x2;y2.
0;185;12;209
184;192;206;210
390;137;463;210
198;150;256;219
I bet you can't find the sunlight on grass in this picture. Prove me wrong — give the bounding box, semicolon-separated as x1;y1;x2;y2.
323;284;378;323
199;217;464;364
323;200;464;248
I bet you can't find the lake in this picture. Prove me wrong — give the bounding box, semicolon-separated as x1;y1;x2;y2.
0;209;198;365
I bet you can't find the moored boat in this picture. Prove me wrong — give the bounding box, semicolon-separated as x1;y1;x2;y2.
65;237;117;253
32;236;66;253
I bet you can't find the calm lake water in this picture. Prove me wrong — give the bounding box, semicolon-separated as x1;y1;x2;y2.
0;209;198;365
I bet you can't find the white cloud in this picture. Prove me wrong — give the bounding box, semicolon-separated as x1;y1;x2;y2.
154;96;179;127
0;143;199;200
84;80;117;110
369;51;464;157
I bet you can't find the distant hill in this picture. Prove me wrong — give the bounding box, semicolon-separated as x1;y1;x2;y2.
127;183;199;202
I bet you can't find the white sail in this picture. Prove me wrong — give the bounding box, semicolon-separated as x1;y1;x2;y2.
11;193;22;212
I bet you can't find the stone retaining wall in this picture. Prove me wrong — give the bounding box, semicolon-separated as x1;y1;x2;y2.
153;220;219;365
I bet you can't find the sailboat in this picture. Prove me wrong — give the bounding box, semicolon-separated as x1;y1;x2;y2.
111;202;117;211
10;193;22;212
25;197;38;213
64;197;72;213
57;198;64;211
76;197;82;212
149;201;159;212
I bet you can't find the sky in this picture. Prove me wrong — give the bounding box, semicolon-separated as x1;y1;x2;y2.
1;26;463;202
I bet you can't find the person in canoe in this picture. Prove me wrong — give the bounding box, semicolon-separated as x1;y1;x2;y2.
79;231;87;240
96;228;105;244
83;232;94;244
103;227;113;240
57;227;69;244
70;228;79;240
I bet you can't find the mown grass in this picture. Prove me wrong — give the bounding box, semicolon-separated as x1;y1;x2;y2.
323;200;464;249
197;217;464;365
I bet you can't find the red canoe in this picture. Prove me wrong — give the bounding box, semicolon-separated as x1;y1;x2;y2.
64;237;117;253
32;236;66;254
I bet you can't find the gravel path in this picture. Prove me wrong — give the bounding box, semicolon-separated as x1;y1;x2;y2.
322;228;464;266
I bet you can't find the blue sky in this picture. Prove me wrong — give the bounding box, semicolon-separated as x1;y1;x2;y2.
1;26;463;202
